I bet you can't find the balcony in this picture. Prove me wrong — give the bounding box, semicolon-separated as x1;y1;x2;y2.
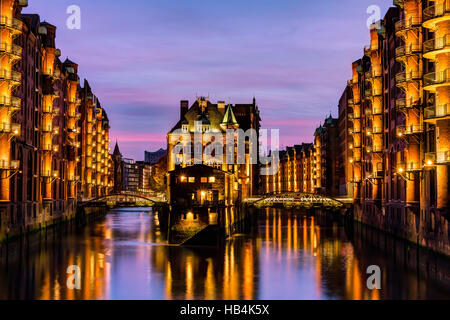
0;16;23;34
395;70;421;87
397;162;422;172
0;70;21;86
365;69;382;80
365;88;382;99
41;125;55;133
0;122;20;135
41;143;58;153
372;163;384;178
425;151;450;165
350;155;362;163
395;16;421;37
396;124;424;137
423;0;450;29
436;151;450;164
424;69;450;91
395;97;420;111
395;44;421;62
372;106;383;115
68;98;81;105
0;95;21;112
423;35;450;60
372;145;384;153
68;112;81;119
367;127;383;136
41;170;59;178
0;43;22;60
424;104;450;123
0;160;20;170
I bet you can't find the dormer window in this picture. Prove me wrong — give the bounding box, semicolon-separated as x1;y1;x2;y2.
203;125;210;132
182;124;188;132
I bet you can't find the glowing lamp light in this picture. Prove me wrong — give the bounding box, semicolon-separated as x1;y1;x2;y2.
426;160;433;166
398;168;404;173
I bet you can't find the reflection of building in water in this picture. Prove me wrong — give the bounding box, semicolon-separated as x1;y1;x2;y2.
150;232;261;300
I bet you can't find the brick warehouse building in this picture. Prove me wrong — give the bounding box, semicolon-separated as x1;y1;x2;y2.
264;2;449;255
167;97;261;203
0;0;113;241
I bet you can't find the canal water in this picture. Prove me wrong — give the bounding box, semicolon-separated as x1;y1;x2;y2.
0;207;449;300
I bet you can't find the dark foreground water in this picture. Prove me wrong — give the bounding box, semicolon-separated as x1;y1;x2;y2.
0;207;449;300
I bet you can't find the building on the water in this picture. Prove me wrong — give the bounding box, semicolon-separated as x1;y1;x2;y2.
167;97;261;206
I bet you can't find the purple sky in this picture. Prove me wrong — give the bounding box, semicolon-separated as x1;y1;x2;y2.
24;0;392;160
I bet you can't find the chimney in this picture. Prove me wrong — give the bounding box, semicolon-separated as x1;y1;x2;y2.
180;100;189;119
217;101;225;114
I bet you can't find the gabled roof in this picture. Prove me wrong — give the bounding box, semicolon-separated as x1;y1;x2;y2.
221;104;238;126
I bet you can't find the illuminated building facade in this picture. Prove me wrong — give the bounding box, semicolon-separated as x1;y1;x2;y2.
263;2;449;254
167;97;261;203
345;2;449;254
263;143;314;194
78;80;113;199
0;1;113;241
263;115;339;197
122;158;139;193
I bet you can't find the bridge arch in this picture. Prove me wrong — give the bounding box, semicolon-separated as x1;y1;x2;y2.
247;192;344;209
81;192;166;207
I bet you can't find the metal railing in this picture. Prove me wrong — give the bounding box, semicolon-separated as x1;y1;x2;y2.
0;160;20;170
396;97;419;110
396;124;424;136
0;16;23;32
405;162;422;171
395;43;421;59
0;69;21;83
395;16;421;33
424;69;450;86
0;96;21;109
423;35;450;54
372;106;383;115
436;151;450;164
396;70;421;84
424;104;449;119
425;151;450;165
0;43;22;58
372;145;384;153
423;0;450;22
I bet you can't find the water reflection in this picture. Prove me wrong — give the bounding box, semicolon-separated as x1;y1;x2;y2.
0;208;448;300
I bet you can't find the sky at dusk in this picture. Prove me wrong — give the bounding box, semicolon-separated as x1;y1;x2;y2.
23;0;392;160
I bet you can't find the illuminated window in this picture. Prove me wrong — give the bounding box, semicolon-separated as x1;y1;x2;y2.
209;176;215;183
201;177;207;183
180;176;187;183
188;177;195;183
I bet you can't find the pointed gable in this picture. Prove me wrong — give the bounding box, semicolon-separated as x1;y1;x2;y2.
221;104;238;127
